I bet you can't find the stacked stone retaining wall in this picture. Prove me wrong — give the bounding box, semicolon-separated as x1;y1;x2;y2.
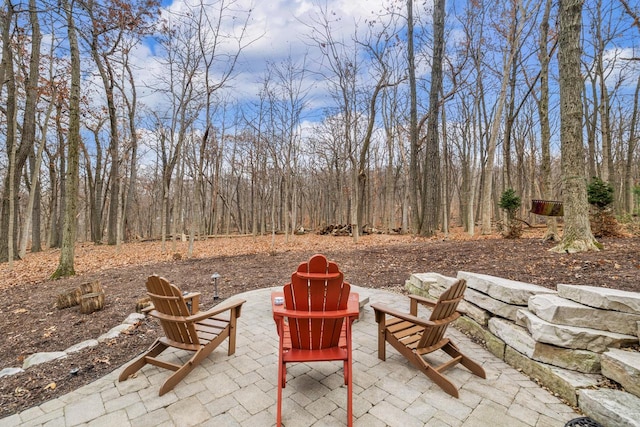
406;271;640;427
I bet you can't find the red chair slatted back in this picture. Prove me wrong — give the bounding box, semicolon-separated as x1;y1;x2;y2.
419;279;466;348
283;254;350;350
146;275;200;346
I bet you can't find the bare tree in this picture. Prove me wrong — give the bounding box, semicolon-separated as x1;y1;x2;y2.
1;0;17;268
420;0;445;237
551;0;599;253
625;76;640;214
407;0;419;235
480;0;537;235
307;6;401;241
52;0;82;277
537;0;560;241
80;0;159;245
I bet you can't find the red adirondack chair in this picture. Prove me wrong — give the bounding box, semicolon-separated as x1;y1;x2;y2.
272;254;359;427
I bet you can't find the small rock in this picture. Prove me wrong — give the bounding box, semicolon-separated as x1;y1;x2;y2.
22;352;67;369
123;312;145;325
65;339;99;354
97;324;134;343
0;367;25;378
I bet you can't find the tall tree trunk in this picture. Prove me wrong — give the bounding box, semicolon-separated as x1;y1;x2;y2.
52;0;81;277
6;21;17;268
584;77;599;179
85;11;121;245
123;59;139;242
407;0;421;234
538;0;559;242
480;3;521;235
625;76;640;214
502;44;519;193
551;0;599;253
420;0;445;237
1;1;17;263
594;0;615;186
18;0;44;258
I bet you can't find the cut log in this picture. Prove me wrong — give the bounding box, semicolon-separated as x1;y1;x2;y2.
57;288;81;309
79;281;103;295
80;292;105;314
57;281;103;310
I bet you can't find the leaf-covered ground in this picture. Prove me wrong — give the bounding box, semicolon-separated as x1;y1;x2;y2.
1;230;639;418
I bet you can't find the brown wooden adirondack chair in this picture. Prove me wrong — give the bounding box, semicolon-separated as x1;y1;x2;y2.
118;275;245;396
371;279;486;398
272;254;359;427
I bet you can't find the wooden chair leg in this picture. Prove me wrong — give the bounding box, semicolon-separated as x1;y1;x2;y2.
118;339;167;382
374;313;387;361
157;348;206;396
228;313;238;356
442;342;486;378
413;354;459;398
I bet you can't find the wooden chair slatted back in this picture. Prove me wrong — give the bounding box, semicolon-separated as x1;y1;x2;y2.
146;275;200;346
418;279;466;348
283;254;350;350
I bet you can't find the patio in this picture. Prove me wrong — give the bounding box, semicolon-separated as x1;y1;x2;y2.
0;286;579;426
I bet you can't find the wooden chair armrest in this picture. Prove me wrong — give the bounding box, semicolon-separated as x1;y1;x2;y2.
408;294;436;308
189;298;245;321
150;298;245;323
370;303;436;328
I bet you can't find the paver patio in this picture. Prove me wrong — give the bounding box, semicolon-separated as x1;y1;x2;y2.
0;286;579;426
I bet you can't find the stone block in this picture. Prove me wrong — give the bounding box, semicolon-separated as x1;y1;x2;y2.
517;309;638;353
404;281;430;299
98;324;135;343
22;352;67;369
464;288;520;321
459;300;491;326
405;272;457;300
0;367;24;378
489;317;601;373
405;273;438;295
454;315;505;359
557;284;640;315
65;339;99;354
504;346;602;407
529;293;640;336
601;348;640;398
458;271;555;305
578;388;640;427
123;312;146;325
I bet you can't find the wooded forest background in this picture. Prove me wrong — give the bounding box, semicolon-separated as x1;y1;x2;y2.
1;0;640;269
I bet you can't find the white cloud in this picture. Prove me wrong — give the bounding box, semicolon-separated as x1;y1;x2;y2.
134;0;397;113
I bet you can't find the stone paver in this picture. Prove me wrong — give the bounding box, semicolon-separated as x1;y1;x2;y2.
1;286;580;426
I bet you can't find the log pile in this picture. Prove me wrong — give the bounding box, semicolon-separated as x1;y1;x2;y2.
318;224;353;236
56;280;105;314
318;224;383;236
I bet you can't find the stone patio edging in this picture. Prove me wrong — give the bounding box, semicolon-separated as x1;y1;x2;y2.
0;313;145;379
